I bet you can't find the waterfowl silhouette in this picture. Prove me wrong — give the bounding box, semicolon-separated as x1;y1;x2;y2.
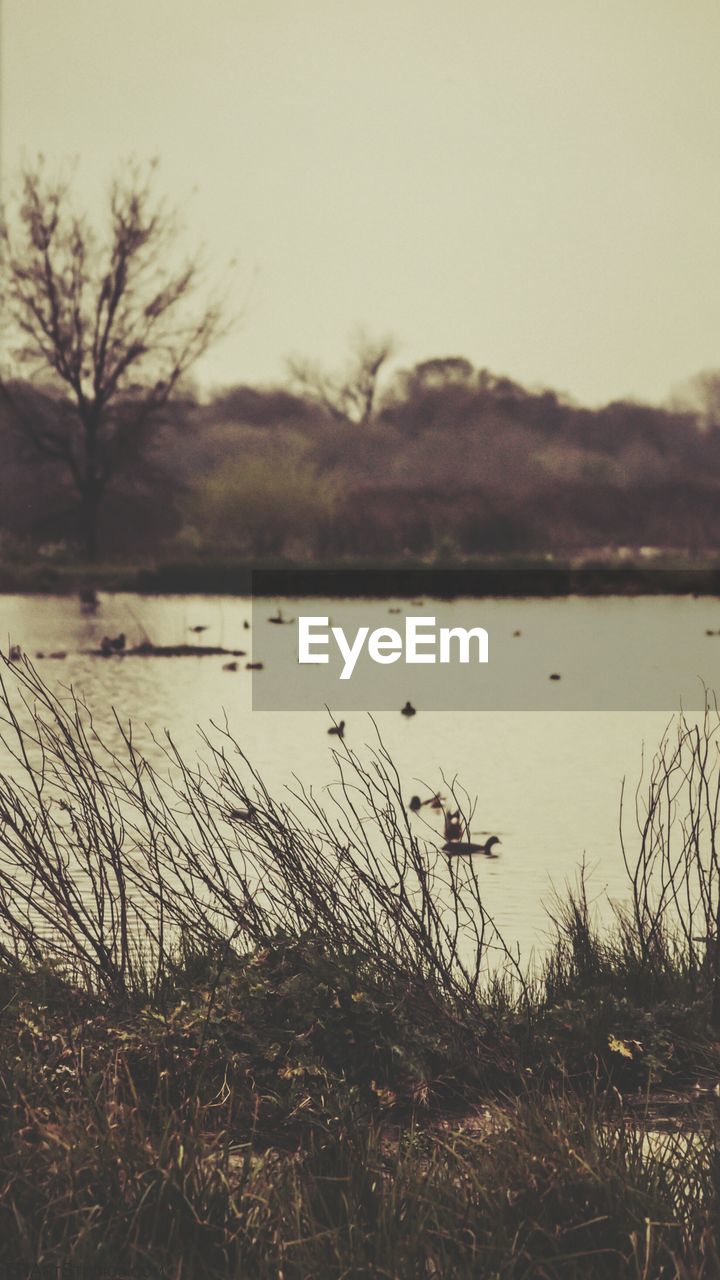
408;791;445;812
223;661;239;671
189;625;209;634
246;661;264;670
100;633;126;655
444;836;501;857
549;672;561;681
228;804;256;822
328;720;345;739
401;701;417;717
443;810;464;843
269;608;294;625
79;587;99;612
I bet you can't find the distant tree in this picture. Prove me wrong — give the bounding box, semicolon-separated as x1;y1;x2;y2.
386;356;475;409
407;356;475;391
679;369;720;432
0;160;226;559
287;331;394;426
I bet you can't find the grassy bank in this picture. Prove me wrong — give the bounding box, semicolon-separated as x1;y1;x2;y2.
0;663;720;1275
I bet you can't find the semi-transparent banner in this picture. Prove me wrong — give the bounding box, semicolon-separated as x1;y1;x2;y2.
249;569;720;711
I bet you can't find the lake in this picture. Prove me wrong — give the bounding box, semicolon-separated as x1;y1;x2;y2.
2;591;720;962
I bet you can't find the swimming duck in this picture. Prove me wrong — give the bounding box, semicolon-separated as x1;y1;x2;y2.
100;633;126;655
79;587;99;612
443;810;464;843
408;791;445;812
328;720;345;739
444;836;501;857
228;804;257;822
269;608;294;625
401;701;417;717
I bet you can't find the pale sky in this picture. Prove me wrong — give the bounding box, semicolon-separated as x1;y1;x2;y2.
3;0;720;406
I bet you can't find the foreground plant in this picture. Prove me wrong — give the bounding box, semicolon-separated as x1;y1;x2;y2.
0;661;719;1275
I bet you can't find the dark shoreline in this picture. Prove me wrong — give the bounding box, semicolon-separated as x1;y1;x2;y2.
3;558;720;597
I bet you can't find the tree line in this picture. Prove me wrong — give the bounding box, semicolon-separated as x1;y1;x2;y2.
1;162;719;564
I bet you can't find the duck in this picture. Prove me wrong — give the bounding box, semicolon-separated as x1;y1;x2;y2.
268;608;294;625
408;792;445;812
443;810;464;843
227;804;257;822
100;633;126;655
328;720;345;739
223;661;239;672
401;701;417;717
444;836;501;857
79;587;99;611
189;624;209;635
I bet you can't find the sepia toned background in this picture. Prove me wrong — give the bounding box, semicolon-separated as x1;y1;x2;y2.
1;2;720;568
1;2;720;950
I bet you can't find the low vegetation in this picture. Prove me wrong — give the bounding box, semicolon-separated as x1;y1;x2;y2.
4;358;720;566
0;663;720;1275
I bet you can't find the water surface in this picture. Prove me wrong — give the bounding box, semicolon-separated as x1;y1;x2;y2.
2;592;717;960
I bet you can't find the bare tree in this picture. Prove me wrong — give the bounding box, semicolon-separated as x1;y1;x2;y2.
287;330;394;426
0;160;227;560
688;370;720;431
670;368;720;432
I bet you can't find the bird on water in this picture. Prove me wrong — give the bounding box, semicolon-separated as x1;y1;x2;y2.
408;791;445;812
444;810;464;842
442;808;502;856
101;633;125;655
444;836;501;857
